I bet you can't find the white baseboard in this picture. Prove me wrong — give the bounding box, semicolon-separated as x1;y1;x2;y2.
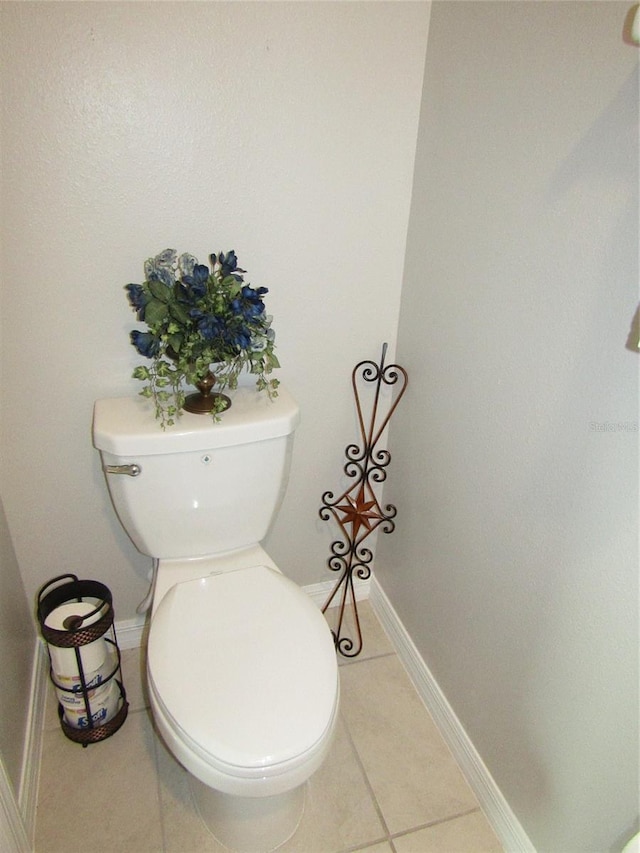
9;639;48;852
0;760;30;853
302;576;371;609
19;641;47;845
114;615;147;650
369;575;535;853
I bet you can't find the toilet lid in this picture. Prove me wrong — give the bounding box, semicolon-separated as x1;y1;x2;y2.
147;565;338;773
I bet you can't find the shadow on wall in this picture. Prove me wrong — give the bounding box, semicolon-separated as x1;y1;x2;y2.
625;304;640;352
550;69;638;196
549;66;639;360
622;4;640;45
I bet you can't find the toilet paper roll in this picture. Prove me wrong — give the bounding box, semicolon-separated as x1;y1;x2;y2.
56;673;109;712
54;647;118;705
45;601;108;677
62;678;122;729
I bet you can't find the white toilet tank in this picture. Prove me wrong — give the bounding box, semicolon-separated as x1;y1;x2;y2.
92;386;300;559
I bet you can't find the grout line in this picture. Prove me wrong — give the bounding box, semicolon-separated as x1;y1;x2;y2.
389;806;482;843
339;710;395;853
338;650;396;668
339;836;389;853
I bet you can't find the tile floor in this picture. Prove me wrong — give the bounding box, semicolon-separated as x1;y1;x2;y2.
35;602;503;853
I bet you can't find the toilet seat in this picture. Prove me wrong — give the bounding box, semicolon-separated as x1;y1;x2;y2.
147;565;339;794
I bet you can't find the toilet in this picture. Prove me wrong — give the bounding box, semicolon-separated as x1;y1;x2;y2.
92;386;339;853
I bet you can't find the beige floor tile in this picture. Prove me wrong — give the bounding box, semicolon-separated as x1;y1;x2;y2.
393;810;504;852
279;718;385;852
325;599;395;663
155;715;386;853
35;709;162;852
351;843;394;853
340;656;478;835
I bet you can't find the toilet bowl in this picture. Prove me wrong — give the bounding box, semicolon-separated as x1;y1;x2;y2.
148;562;339;851
147;563;339;800
92;387;338;852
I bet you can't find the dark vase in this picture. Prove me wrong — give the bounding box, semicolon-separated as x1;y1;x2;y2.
183;370;231;415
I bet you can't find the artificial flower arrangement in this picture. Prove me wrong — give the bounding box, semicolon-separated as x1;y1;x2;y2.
126;248;279;428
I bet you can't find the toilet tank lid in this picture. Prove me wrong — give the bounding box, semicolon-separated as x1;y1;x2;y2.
93;385;300;455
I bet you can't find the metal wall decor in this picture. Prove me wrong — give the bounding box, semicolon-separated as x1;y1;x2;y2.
319;343;408;656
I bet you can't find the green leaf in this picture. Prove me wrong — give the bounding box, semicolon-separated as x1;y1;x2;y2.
144;299;169;325
169;302;191;325
168;333;183;353
148;280;171;302
221;276;242;296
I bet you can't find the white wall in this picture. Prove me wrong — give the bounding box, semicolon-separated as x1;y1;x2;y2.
376;3;639;851
0;2;430;620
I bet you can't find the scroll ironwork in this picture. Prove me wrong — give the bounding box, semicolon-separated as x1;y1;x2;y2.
319;343;408;656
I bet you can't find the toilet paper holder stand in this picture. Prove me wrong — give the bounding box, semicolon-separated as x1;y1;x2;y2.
37;573;129;746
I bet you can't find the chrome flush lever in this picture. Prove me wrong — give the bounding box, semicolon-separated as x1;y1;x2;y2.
104;463;142;477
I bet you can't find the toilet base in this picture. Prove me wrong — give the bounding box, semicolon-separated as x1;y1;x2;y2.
189;775;306;853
